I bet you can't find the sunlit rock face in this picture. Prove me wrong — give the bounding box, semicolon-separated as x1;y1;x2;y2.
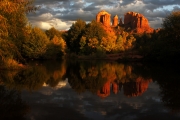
96;10;111;26
102;25;116;35
96;11;153;34
112;15;118;27
124;12;154;33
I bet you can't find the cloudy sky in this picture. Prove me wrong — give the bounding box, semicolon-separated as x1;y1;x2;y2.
27;0;180;30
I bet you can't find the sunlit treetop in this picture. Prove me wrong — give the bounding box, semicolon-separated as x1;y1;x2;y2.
0;0;39;13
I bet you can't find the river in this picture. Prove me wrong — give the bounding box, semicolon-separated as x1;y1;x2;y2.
0;60;180;120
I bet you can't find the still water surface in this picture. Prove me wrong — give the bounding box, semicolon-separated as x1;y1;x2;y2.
0;60;180;120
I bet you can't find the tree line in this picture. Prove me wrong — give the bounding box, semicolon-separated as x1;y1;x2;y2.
1;0;180;69
0;0;66;69
65;19;136;55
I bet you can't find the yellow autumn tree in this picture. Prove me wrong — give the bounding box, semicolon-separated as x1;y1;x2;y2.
45;35;66;59
0;0;38;69
100;34;117;52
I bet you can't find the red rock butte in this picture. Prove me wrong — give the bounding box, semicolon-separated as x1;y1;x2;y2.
112;15;118;27
124;11;154;33
96;10;154;34
96;10;111;26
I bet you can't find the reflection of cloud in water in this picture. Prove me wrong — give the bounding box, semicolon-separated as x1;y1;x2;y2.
16;61;180;119
21;80;180;120
52;81;67;90
125;102;144;109
39;79;69;95
101;111;106;115
38;87;53;95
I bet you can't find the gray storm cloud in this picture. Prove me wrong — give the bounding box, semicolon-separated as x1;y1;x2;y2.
27;0;180;30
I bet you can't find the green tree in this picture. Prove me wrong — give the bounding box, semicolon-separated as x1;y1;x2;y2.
78;20;107;55
45;27;63;40
115;35;125;52
162;11;180;41
45;35;66;59
66;19;86;53
160;11;180;51
0;0;38;68
143;11;180;61
79;36;87;54
22;27;49;59
124;34;136;50
0;0;38;48
100;34;117;52
113;31;136;52
0;39;25;69
84;20;106;41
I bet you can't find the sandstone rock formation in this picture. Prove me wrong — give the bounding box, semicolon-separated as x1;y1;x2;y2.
124;11;154;33
112;15;118;27
96;10;154;34
96;10;111;26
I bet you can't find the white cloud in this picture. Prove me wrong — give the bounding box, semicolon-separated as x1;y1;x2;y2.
27;0;180;30
30;18;73;30
39;13;53;20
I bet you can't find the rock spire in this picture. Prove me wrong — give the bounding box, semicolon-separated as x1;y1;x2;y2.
96;10;111;26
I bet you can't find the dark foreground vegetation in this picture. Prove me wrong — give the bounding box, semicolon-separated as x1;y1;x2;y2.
0;0;180;69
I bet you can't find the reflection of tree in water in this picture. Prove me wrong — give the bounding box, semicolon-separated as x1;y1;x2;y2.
66;61;107;93
152;64;180;113
66;61;152;97
0;60;66;91
159;80;180;113
98;63;152;98
1;66;49;91
0;85;29;119
45;60;66;87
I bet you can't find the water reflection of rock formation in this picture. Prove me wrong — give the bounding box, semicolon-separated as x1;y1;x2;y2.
97;82;111;98
97;77;152;98
123;77;152;97
67;61;153;97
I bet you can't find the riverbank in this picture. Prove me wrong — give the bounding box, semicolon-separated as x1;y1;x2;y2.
0;58;26;70
67;52;144;61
